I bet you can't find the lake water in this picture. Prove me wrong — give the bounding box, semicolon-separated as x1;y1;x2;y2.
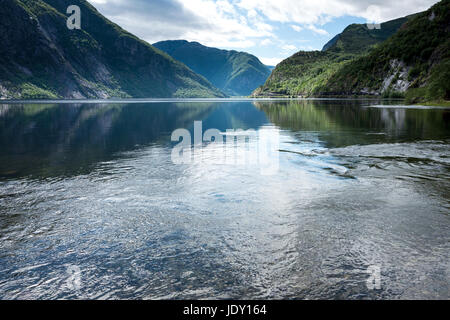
0;99;448;299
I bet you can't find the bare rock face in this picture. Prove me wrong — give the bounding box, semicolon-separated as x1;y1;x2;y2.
381;60;411;93
429;11;436;21
0;83;11;100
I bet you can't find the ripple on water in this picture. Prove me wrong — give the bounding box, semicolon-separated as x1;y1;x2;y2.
0;102;449;299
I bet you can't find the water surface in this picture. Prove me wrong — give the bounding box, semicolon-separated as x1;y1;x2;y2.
0;99;448;299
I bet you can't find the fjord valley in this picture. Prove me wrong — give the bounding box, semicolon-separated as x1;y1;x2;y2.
254;0;450;106
0;0;225;99
0;0;449;302
1;0;448;105
153;40;272;96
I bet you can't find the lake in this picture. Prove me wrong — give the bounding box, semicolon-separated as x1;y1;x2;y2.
0;99;448;299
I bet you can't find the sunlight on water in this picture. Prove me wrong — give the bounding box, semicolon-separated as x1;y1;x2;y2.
0;100;448;299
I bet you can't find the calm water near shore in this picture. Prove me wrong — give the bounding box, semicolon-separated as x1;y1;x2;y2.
0;99;448;299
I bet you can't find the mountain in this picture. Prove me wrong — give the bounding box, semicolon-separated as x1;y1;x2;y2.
153;40;271;96
323;0;450;104
0;0;225;99
252;8;418;98
322;16;412;54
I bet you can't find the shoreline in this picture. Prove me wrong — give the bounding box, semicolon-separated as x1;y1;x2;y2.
1;97;448;108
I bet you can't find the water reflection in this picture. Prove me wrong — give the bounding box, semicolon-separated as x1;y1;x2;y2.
254;100;449;147
0;100;448;300
1;100;448;179
0;103;212;178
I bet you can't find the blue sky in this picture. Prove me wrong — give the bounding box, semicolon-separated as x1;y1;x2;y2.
88;0;439;66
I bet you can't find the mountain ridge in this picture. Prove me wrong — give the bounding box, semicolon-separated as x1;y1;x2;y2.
322;0;450;103
253;13;414;98
252;2;450;104
322;15;413;53
0;0;225;99
153;40;271;96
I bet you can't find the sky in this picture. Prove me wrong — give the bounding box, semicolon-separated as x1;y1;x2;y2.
88;0;440;66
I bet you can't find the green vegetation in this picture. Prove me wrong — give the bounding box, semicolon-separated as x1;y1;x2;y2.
19;83;59;99
154;40;271;96
253;51;355;97
254;15;411;98
0;0;225;99
254;0;450;105
324;0;450;104
324;16;412;54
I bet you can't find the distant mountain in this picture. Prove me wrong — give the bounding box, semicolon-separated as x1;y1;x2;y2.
253;10;414;98
0;0;225;99
153;40;271;96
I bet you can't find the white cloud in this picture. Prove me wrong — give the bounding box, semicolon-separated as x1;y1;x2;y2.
260;57;284;66
282;44;297;51
291;25;303;32
86;0;440;54
299;45;320;51
87;0;274;48
173;0;275;47
260;38;274;46
237;0;439;24
306;25;329;35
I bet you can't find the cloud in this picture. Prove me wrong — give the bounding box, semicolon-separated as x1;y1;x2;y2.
237;0;439;24
87;0;440;62
281;44;297;51
299;45;319;51
291;25;303;32
260;57;284;66
88;0;274;47
88;0;210;42
306;25;329;35
260;38;274;46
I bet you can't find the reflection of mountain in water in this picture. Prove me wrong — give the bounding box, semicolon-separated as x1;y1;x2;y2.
254;100;450;148
1;100;448;179
0;103;216;178
197;102;269;132
0;102;270;179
